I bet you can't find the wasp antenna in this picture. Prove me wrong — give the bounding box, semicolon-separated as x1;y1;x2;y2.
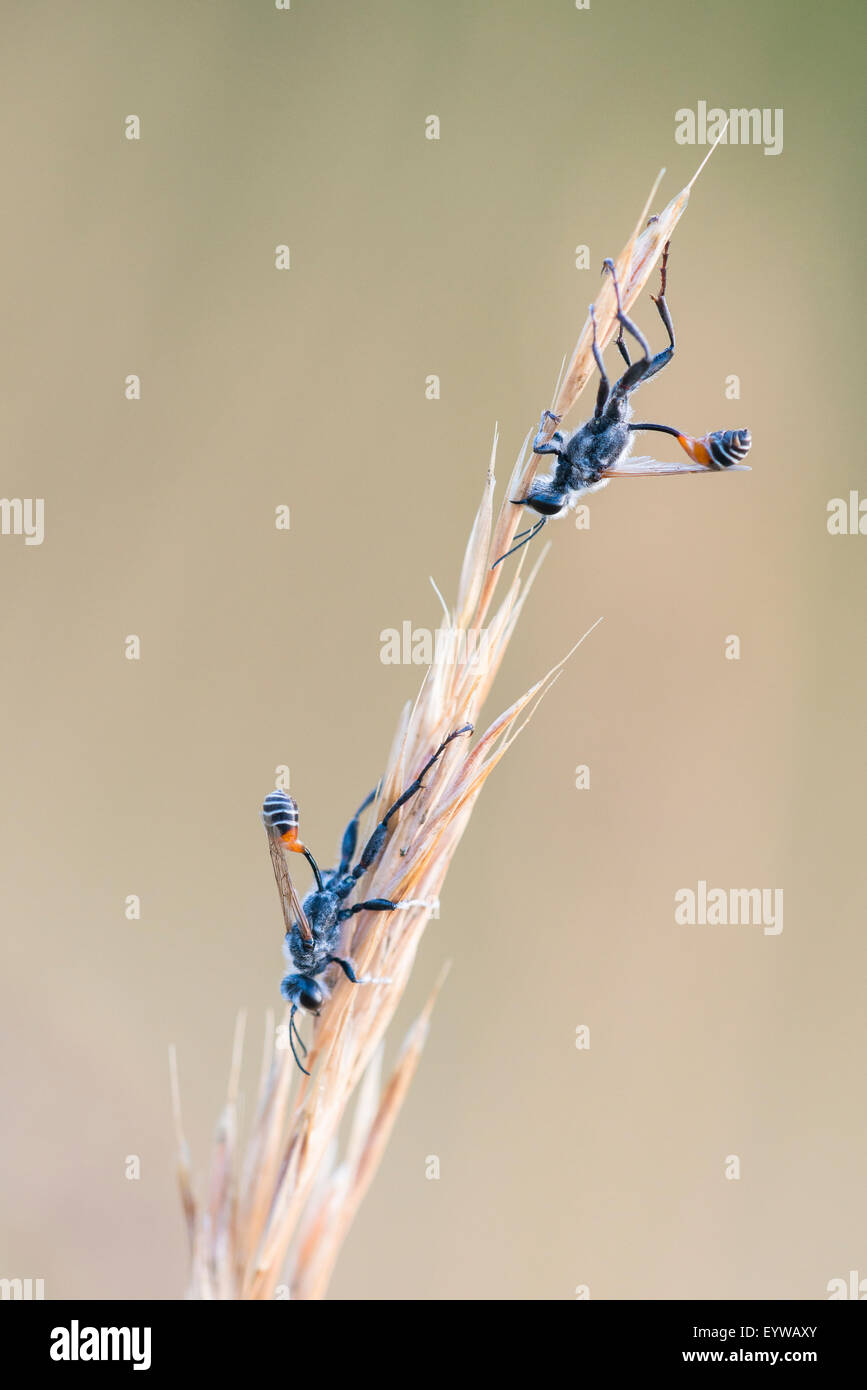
510;519;544;544
288;1007;311;1076
491;517;548;570
289;1010;308;1058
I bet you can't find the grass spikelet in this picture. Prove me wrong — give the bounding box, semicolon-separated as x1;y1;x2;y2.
172;154;713;1299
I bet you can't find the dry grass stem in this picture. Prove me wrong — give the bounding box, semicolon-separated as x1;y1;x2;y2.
172;150;716;1299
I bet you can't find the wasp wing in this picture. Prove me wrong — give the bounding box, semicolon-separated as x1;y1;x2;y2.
267;827;314;943
605;455;750;476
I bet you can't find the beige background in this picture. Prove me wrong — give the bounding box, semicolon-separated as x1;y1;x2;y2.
1;0;864;1300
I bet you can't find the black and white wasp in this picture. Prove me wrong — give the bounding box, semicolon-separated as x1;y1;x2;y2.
262;724;472;1073
493;242;751;567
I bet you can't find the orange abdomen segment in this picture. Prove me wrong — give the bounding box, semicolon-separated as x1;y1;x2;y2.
676;433;712;466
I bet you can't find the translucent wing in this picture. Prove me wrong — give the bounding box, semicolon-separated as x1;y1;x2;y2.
267;827;314;943
605;455;750;476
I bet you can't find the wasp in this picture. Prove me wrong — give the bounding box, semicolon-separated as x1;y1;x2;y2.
262;724;473;1073
493;242;751;567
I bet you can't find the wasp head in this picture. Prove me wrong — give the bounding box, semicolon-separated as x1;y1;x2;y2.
281;973;324;1015
515;480;567;517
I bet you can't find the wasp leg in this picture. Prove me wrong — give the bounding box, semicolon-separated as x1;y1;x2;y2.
336;897;399;921
336;726;473;895
611;336;674;401
532;438;563;458
336;787;379;878
611;221;663;370
607;243;676;403
329;955;392;992
613;324;631;369
654;237;671;301
329;955;360;982
603;257;651;360
590;304;611;419
532;435;565;457
532;409;565;456
642;239;675;385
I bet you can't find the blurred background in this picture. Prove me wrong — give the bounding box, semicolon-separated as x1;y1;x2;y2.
1;0;864;1300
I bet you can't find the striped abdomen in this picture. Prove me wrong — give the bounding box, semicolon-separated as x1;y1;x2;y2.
675;428;752;469
705;429;752;468
262;790;300;843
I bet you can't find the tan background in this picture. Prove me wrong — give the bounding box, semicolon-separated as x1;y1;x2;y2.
1;0;864;1300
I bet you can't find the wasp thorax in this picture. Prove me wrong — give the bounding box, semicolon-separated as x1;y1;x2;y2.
305;890;339;932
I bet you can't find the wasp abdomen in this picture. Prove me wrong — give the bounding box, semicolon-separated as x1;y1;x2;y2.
706;429;752;468
262;790;299;838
